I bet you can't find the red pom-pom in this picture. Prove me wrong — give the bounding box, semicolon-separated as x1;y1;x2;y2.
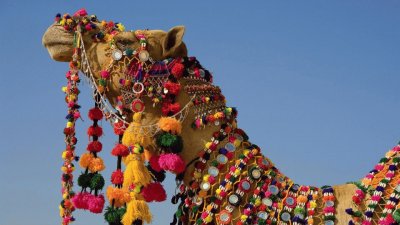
88;108;103;121
64;127;75;135
87;126;103;137
111;169;124;185
164;81;181;95
158;153;185;174
88;194;105;214
111;144;129;157
161;102;181;116
141;182;167;202
352;196;361;205
87;141;103;153
149;155;162;172
113;120;126;135
171;63;184;79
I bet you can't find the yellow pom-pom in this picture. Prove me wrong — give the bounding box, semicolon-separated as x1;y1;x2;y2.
194;171;202;179
62;86;67;92
117;23;125;31
62;151;67;159
203;174;210;182
59;19;66;26
234;169;241;176
309;201;317;208
215;188;221;195
205;142;212;149
66;121;74;128
205;215;213;223
240;215;248;220
255;198;261;206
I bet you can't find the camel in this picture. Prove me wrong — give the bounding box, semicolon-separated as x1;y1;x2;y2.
42;10;400;225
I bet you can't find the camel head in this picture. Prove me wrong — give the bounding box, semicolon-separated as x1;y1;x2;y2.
42;10;187;64
42;9;193;128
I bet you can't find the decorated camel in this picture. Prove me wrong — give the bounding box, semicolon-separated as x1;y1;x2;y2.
42;9;400;225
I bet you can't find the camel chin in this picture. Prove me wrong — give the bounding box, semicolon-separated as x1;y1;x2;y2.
42;25;74;62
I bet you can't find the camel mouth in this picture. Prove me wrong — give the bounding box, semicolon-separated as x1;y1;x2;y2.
42;24;75;62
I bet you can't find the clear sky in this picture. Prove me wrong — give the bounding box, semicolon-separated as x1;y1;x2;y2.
0;1;399;225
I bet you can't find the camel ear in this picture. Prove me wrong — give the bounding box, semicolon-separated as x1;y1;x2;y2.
162;26;187;58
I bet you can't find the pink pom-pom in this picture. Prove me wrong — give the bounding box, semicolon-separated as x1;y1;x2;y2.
208;176;216;184
68;101;75;108
88;108;103;121
100;70;110;79
111;144;129;157
74;8;88;17
375;164;384;171
323;206;335;213
63;216;73;224
88;194;105;214
73;111;80;119
371;195;381;201
366;174;374;179
141;182;167;202
392;145;400;152
111;169;124;185
87;141;103;153
149;155;162;172
85;24;92;31
362;221;372;225
72;192;91;210
158;153;185;174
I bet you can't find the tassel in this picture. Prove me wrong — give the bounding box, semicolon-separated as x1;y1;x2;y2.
122;153;152;188
122;194;152;225
122;113;151;147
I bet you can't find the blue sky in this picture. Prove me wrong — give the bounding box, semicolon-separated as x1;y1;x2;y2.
0;1;399;225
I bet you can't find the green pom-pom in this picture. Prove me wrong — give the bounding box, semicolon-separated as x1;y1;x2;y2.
90;173;105;191
78;173;93;189
353;211;362;217
104;206;126;224
393;157;400;163
379;157;388;163
393;209;400;223
156;132;183;153
294;207;305;216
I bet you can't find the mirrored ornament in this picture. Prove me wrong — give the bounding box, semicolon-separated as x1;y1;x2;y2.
217;154;228;164
262;198;273;207
200;182;211;191
325;220;334;225
257;211;268;220
225;142;236;152
250;168;262;180
268;185;279;195
139;50;150;62
281;212;291;222
228;194;241;206
112;49;123;61
239;180;251;192
285;197;295;206
325;200;335;207
208;166;219;177
218;210;232;224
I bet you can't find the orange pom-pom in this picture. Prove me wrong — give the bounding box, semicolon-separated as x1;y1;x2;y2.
88;157;105;172
106;186;131;207
158;117;182;134
79;153;94;168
